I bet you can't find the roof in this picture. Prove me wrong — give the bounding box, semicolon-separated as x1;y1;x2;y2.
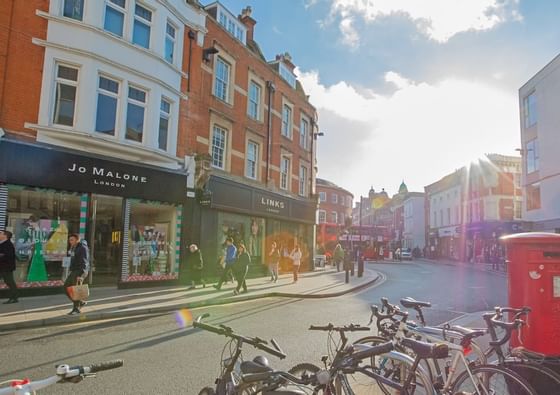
316;178;353;197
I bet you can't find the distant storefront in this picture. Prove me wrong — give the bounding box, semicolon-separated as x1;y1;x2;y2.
0;139;189;292
198;176;316;273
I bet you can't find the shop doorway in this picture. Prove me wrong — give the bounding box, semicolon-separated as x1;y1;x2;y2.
89;195;123;285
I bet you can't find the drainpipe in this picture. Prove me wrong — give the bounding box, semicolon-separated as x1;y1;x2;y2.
265;80;275;185
187;30;196;93
0;1;16;117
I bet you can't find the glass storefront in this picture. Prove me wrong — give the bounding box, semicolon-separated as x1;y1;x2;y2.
5;185;82;287
216;212;265;264
127;200;181;281
268;219;313;270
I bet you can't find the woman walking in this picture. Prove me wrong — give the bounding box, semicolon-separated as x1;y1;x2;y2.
267;241;280;283
234;243;250;295
187;244;205;290
290;245;302;282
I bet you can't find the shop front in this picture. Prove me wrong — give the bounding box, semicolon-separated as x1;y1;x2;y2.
464;221;529;264
0;139;188;294
198;176;316;275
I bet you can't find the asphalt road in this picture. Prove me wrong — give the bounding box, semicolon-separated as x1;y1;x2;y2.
0;260;506;394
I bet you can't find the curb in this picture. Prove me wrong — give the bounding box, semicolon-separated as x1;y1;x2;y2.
0;274;380;332
419;258;507;277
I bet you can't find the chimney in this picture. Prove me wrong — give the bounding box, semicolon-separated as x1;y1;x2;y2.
239;6;256;42
276;52;296;72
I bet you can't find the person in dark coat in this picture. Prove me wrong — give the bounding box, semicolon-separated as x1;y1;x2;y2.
0;230;18;304
187;244;205;290
65;234;89;315
234;243;250;295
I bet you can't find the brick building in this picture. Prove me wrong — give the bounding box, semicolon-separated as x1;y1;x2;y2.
316;178;353;226
180;3;319;270
0;0;206;292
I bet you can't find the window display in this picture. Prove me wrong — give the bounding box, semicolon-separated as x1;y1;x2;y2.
3;186;82;288
127;200;181;281
217;213;264;263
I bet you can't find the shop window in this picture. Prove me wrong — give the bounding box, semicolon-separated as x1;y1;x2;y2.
104;0;126;38
53;64;79;127
158;98;171;150
128;200;180;281
132;3;152;49
63;0;84;21
217;213;264;261
126;86;146;142
95;76;119;135
4;186;82;288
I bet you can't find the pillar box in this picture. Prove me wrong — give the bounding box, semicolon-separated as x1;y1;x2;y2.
501;232;560;356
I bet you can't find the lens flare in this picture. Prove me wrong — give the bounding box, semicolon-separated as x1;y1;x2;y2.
175;308;193;328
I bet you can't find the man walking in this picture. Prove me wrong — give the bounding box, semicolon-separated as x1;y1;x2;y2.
0;230;18;304
267;241;280;283
234;243;250;295
65;234;89;315
214;237;237;290
187;244;205;290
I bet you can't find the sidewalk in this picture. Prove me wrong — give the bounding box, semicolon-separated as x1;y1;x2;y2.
0;267;380;331
420;257;507;276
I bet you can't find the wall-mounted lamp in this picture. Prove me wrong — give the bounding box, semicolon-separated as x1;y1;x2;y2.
202;46;219;62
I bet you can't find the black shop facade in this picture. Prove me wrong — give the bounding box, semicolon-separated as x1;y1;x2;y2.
0;138;189;295
197;176;317;274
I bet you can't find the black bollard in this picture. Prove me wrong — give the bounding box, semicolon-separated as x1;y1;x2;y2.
345;268;350;283
358;257;364;277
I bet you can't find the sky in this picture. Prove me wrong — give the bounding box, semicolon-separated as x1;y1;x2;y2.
211;0;560;198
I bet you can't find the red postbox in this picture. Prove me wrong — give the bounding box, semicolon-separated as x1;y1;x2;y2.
501;232;560;356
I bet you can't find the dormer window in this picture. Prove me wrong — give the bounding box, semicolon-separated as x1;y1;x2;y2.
216;8;246;44
279;62;296;89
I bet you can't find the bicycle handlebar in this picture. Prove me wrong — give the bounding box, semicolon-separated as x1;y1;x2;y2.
193;314;287;359
87;360;124;373
482;307;530;347
309;323;370;332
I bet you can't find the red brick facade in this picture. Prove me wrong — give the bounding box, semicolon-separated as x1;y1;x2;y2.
0;0;48;137
180;7;317;197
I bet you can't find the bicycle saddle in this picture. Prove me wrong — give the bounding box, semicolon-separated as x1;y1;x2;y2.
401;338;449;360
241;357;272;374
400;297;431;309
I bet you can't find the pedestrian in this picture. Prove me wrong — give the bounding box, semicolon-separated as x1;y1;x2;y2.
290;245;302;282
333;244;344;272
0;230;19;304
234;243;250;295
214;237;237;290
187;244;205;290
267;241;280;283
65;234;89;315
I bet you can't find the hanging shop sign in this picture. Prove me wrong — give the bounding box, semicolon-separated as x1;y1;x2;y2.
0;140;187;202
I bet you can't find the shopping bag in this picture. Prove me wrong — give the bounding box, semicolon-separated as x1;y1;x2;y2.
68;280;90;301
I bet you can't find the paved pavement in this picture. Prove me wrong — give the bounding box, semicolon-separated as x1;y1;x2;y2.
0;265;380;331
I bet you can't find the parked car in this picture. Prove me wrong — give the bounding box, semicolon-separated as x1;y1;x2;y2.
401;248;412;260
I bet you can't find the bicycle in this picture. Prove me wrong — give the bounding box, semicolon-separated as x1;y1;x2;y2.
287;322;438;394
356;298;537;395
193;313;295;395
0;360;124;395
482;306;560;395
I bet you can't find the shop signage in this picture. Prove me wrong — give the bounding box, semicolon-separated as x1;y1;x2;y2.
254;192;289;216
0;140;187;202
198;190;212;206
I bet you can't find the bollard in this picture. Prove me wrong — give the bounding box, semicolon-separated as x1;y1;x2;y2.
345;269;350;283
358;257;364;277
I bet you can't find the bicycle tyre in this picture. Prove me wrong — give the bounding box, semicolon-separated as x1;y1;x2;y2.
501;360;560;395
451;364;538;395
354;335;434;395
198;387;216;395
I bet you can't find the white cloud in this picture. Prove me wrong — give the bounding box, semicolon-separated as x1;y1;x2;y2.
297;68;520;197
327;0;522;46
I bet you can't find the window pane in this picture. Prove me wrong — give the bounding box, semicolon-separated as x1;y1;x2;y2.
53;83;76;126
158;116;168;150
58;65;78;81
104;6;124;37
99;76;119;93
128;87;146;102
109;0;125;7
135;4;152;21
133;20;151;48
212;127;226;168
63;0;84;20
215;58;229;101
165;37;174;63
166;23;176;38
95;93;117;135
126;103;144;142
161;99;170;113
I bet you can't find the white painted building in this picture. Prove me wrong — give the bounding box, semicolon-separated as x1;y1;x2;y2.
403;193;425;250
519;53;560;232
30;0;206;168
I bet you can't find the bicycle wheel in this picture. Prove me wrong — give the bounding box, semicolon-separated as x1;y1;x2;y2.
502;361;560;395
198;387;216;395
354;336;434;395
451;364;537;395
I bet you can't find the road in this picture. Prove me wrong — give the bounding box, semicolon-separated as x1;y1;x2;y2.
0;260;506;394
